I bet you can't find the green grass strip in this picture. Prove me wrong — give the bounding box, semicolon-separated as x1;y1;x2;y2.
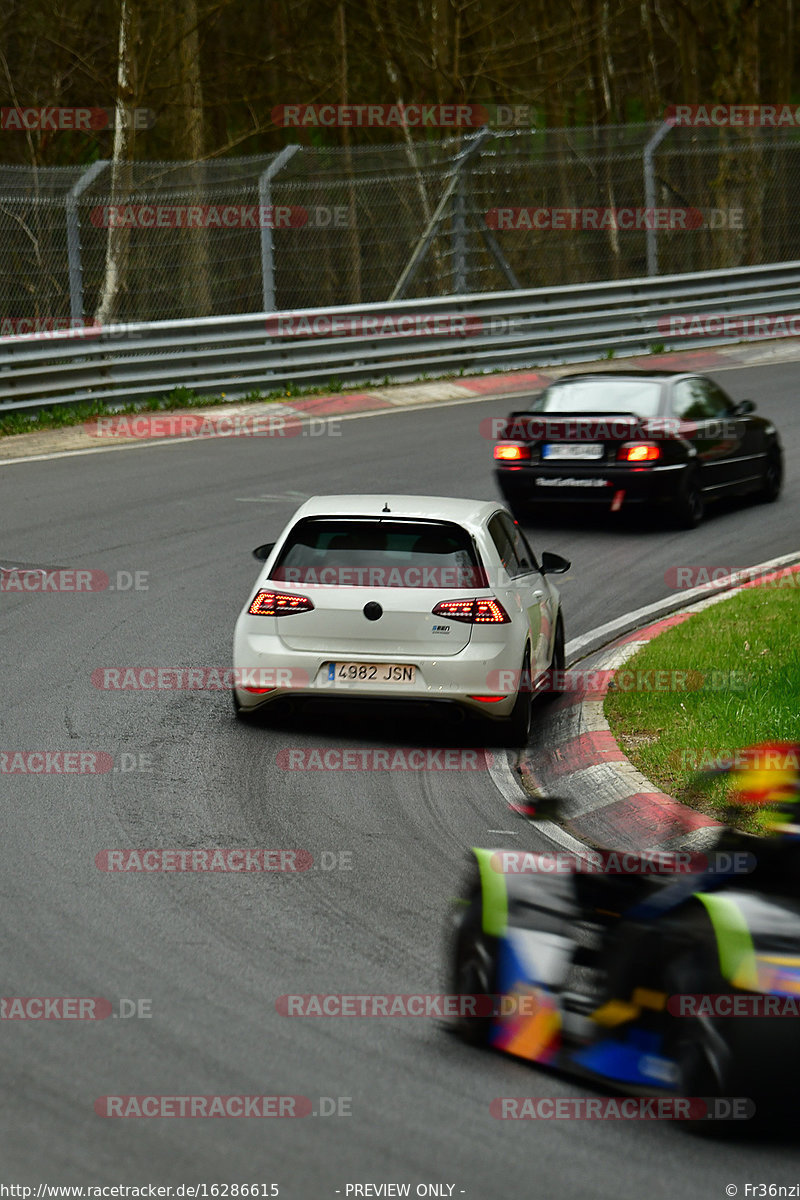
604;581;800;831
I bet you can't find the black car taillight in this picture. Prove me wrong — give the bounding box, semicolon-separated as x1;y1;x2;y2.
432;598;511;624
248;589;315;616
494;442;531;462
617;442;661;462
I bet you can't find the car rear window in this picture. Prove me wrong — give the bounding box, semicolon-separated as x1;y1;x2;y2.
530;378;664;417
271;518;486;588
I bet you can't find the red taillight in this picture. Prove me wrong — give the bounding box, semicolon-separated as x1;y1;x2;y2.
617;442;661;462
494;442;530;462
468;695;506;702
248;590;315;616
432;598;511;624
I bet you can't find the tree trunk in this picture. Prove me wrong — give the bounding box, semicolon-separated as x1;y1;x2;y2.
175;0;212;316
95;0;137;326
337;2;362;304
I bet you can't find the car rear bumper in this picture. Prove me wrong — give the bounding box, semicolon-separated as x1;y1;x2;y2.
231;629;529;718
495;461;688;507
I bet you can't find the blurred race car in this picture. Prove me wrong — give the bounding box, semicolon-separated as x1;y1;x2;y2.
232;495;570;745
492;370;783;527
448;795;800;1121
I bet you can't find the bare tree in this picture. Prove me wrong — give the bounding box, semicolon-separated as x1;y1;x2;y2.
337;2;362;303
96;0;138;325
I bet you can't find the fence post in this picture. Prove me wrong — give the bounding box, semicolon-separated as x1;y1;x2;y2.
452;166;468;293
66;160;110;323
643;121;674;276
259;145;301;313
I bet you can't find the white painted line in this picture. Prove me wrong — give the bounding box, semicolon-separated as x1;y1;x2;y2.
0;436;207;467
534;818;601;860
565;551;800;662
485;746;598;860
0;388;521;467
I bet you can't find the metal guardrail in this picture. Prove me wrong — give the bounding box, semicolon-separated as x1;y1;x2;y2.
3;260;800;413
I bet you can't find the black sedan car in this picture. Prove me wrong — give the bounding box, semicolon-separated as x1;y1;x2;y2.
492;370;783;527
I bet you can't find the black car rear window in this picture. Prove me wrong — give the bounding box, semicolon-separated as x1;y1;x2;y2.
530;378;664;417
270;518;486;588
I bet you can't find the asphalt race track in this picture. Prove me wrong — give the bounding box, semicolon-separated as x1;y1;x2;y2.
2;361;800;1195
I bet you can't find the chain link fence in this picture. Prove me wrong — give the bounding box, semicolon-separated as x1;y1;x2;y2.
2;123;800;327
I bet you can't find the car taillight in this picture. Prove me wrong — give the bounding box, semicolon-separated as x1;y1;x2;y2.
494;442;530;461
432;598;511;624
617;442;661;462
248;590;315;616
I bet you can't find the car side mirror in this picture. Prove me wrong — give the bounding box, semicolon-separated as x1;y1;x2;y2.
540;551;570;575
252;542;275;561
735;399;755;415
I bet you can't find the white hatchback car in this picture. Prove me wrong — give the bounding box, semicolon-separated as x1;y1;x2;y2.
232;495;569;745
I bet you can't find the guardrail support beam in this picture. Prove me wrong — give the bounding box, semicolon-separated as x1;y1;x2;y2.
390;128;490;301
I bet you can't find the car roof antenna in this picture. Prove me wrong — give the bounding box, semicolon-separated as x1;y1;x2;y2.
382;502;391;512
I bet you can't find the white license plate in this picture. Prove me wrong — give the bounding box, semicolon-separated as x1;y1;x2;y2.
327;661;416;684
542;443;604;460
